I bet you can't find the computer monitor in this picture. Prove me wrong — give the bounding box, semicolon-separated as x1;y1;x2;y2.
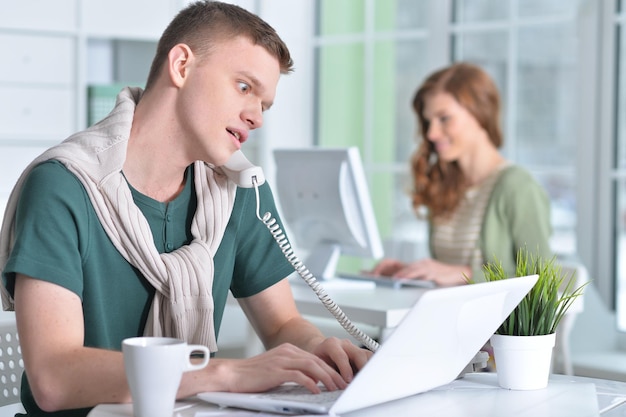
273;147;384;279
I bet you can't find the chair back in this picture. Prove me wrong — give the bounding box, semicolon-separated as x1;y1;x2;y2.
0;321;23;407
553;259;590;374
560;261;588;314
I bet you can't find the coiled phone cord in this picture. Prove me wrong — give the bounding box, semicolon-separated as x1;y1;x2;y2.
253;178;380;353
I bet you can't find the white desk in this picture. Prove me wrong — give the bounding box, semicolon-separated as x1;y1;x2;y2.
226;278;427;357
288;278;427;335
88;373;626;417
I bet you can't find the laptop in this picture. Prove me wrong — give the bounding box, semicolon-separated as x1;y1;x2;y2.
198;275;538;415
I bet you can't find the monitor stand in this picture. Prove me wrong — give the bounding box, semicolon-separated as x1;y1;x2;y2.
303;243;341;280
288;243;375;289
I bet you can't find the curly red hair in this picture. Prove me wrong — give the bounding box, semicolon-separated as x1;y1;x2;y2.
410;62;502;220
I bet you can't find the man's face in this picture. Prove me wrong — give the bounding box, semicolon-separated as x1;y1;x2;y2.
174;36;281;166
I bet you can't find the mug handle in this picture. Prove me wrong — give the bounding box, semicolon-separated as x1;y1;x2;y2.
185;345;210;371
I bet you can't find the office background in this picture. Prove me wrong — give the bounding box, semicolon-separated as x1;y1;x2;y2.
0;0;625;378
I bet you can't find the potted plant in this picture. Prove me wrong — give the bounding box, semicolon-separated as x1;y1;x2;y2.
478;247;587;390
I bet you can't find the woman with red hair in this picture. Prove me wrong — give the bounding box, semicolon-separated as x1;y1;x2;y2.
371;62;552;286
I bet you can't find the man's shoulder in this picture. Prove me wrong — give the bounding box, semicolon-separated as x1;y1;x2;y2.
21;160;88;206
28;159;75;179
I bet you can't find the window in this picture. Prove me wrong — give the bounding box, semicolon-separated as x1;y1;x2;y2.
315;0;440;272
314;0;584;273
612;0;626;335
450;0;584;255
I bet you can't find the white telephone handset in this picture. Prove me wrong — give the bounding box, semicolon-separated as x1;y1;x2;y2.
221;150;379;352
222;150;266;188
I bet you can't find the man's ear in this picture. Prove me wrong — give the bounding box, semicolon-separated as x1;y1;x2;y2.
167;44;194;87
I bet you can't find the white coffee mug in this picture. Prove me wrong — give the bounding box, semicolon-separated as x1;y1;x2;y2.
122;337;210;417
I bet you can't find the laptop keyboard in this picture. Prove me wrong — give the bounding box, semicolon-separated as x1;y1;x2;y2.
338;273;436;289
263;384;344;404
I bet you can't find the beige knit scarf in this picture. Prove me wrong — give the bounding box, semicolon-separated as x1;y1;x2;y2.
0;87;236;351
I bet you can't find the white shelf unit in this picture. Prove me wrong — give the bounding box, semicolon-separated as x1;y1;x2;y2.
0;0;192;218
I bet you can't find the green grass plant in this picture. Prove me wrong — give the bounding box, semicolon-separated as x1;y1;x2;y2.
479;248;587;336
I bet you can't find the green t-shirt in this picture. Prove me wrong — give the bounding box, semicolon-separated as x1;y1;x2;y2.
3;160;294;417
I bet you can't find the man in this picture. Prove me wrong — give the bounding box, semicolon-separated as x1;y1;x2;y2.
0;2;371;416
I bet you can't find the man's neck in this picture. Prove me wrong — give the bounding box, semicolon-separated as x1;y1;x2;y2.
123;97;191;203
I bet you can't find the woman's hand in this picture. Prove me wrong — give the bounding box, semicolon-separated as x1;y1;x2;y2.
368;258;407;276
368;257;470;286
389;258;470;286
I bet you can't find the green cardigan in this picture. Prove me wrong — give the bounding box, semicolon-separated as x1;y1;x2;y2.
429;165;553;281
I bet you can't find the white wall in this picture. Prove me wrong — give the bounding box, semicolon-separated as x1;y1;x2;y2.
257;0;316;184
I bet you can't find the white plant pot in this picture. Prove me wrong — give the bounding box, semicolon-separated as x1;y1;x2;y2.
490;333;556;390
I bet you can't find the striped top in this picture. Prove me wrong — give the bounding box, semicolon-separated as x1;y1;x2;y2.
431;163;509;279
